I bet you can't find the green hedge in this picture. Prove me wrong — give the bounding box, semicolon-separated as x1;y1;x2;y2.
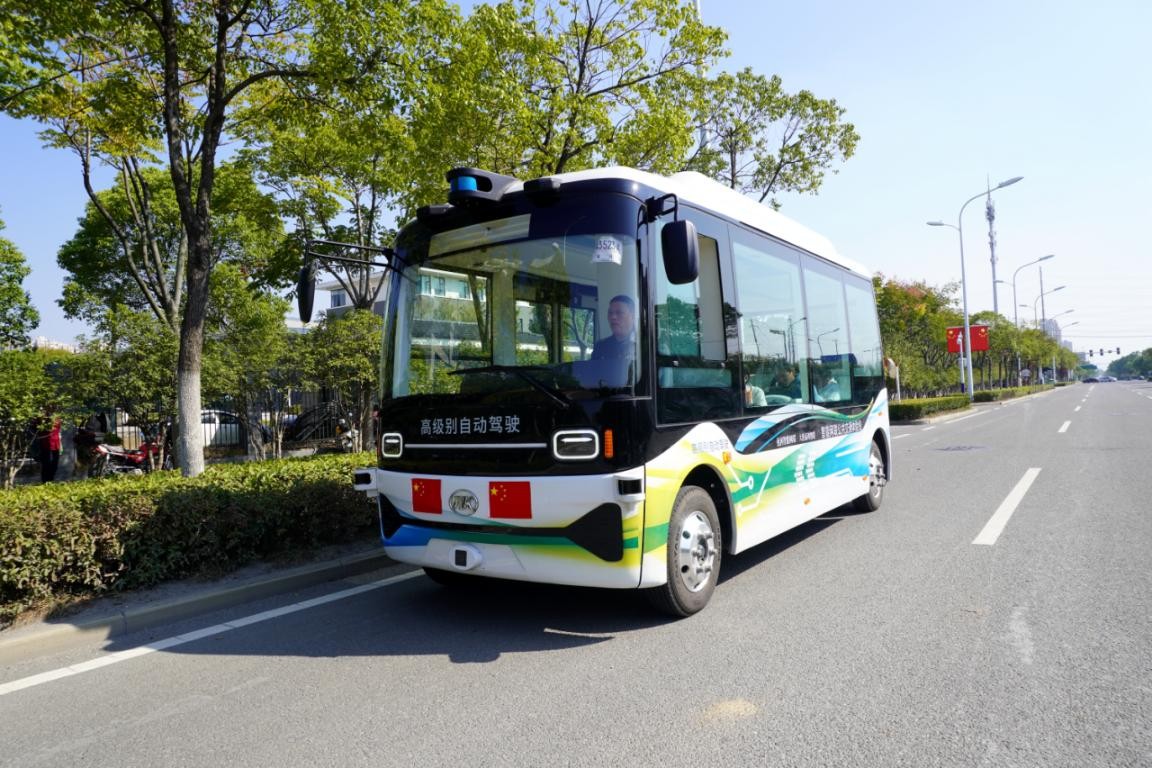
973;384;1055;402
892;384;1056;420
889;395;970;421
0;453;379;628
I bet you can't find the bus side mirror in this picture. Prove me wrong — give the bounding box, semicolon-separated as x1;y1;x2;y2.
661;219;699;284
297;261;317;324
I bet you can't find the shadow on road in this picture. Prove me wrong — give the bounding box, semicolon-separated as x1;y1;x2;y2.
93;503;861;664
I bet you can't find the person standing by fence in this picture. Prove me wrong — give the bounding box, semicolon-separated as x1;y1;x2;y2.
36;416;62;483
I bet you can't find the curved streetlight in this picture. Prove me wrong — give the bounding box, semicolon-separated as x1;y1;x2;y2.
814;327;840;357
1033;285;1066;328
929;175;1024;399
1010;254;1055;328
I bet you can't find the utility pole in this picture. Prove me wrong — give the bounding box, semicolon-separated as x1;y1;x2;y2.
986;180;1000;317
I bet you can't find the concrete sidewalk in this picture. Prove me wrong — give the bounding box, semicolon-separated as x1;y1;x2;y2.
0;539;398;664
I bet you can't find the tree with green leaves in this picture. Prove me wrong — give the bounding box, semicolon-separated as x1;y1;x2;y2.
0;350;57;487
302;309;383;452
202;263;292;457
687;68;860;210
1;0;416;476
77;306;179;462
56;163;283;328
875;274;961;395
0;215;39;349
404;0;727;194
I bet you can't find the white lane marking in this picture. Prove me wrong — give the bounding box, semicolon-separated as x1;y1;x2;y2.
0;571;422;697
922;426;935;431
1009;607;1035;665
1074;406;1081;412
1058;421;1071;433
894;434;910;440
946;413;982;423
973;468;1042;546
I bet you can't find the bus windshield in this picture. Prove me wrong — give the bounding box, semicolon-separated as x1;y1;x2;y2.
387;216;641;401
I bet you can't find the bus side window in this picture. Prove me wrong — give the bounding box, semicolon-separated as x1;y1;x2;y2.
845;275;885;404
731;231;809;410
801;257;851;407
655;228;737;423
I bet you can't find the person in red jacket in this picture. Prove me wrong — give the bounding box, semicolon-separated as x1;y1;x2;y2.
36;417;62;483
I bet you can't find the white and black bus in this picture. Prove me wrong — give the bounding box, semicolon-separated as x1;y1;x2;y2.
302;165;890;616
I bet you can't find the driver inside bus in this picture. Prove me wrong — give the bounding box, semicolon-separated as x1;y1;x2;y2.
592;295;636;360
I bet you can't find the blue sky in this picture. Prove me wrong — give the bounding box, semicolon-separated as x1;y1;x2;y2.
3;0;1150;369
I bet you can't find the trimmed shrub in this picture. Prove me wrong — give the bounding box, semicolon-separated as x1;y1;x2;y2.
893;384;1054;418
0;453;378;627
889;395;970;422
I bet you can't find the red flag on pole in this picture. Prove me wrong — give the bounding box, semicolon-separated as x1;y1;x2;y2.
970;325;990;352
489;481;532;519
411;478;442;514
946;326;990;354
946;327;963;354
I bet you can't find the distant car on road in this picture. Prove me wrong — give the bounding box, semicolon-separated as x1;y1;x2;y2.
1083;376;1099;383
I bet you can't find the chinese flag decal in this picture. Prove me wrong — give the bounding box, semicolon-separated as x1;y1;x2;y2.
411;478;442;514
488;481;532;519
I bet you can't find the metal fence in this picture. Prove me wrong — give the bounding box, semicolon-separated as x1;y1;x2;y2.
104;390;350;452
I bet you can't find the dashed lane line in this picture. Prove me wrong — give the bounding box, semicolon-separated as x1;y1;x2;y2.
973;468;1043;546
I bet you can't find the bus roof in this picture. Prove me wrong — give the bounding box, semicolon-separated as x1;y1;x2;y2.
513;166;870;278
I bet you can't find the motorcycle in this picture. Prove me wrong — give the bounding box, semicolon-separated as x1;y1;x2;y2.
77;427;171;478
335;417;359;453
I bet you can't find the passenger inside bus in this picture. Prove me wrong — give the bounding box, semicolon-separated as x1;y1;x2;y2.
811;365;841;403
767;364;802;400
744;371;767;406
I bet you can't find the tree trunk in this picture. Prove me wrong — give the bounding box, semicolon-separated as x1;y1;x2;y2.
175;261;210;476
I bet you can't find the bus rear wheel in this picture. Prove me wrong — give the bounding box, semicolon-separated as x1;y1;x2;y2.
853;440;887;512
647;486;722;617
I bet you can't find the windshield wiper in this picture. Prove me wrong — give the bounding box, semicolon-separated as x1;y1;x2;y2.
450;365;572;407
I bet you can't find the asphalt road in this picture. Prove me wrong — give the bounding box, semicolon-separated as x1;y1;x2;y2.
3;382;1150;767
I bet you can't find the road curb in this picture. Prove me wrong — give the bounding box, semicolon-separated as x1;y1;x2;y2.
0;549;394;664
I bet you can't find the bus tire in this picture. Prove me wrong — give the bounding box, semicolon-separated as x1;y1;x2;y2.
853;440;886;513
647;486;722;617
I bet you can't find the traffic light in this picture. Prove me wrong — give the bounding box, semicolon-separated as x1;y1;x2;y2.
1116;347;1121;355
1089;349;1094;357
1100;348;1105;356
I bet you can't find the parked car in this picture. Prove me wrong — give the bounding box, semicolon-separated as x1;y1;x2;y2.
200;409;270;447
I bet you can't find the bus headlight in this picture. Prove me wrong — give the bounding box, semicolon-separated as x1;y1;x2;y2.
381;432;403;458
552;429;600;460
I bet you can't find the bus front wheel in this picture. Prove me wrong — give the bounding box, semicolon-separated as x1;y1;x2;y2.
853;440;887;513
647;486;722;617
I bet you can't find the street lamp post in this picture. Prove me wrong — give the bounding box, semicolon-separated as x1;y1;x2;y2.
929;176;1024;400
814;328;839;357
1010;255;1055;328
1033;285;1066;328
